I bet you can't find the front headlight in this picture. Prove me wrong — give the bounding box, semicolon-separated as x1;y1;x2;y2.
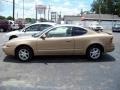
5;44;11;47
3;42;13;47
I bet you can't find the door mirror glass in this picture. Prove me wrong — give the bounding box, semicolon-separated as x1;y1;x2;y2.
22;29;26;32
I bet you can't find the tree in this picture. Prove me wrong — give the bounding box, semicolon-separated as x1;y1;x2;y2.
0;16;6;20
39;18;47;22
91;0;120;16
7;16;13;20
113;0;120;16
25;18;32;23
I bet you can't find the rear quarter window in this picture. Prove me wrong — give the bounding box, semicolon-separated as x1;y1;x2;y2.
72;27;87;36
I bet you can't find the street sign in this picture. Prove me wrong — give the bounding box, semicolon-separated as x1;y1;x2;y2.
35;5;46;14
51;12;57;22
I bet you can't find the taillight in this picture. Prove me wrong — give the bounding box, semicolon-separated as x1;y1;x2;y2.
110;37;113;43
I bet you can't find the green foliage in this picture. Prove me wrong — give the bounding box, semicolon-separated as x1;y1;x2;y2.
25;18;36;23
0;16;6;20
7;16;13;20
25;18;32;23
91;0;120;16
39;18;47;22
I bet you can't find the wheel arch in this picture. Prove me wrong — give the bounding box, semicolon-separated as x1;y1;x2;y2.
15;44;34;56
86;43;104;54
9;35;18;40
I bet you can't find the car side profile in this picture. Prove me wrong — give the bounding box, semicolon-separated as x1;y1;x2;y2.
89;24;104;31
112;24;120;32
3;25;114;61
3;22;56;41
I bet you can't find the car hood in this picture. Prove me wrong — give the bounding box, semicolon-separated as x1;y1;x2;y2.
6;30;21;36
10;36;37;42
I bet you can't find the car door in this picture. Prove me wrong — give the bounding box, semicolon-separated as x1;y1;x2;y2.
72;27;88;55
23;24;52;36
22;24;40;36
36;26;74;55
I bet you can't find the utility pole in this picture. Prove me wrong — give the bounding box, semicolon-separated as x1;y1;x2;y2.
36;6;38;21
99;5;101;24
23;0;24;19
80;9;83;16
13;0;15;21
44;8;46;19
48;5;50;21
17;12;18;19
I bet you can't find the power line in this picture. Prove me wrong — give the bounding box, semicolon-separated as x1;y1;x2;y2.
2;0;33;11
1;0;32;13
2;0;35;18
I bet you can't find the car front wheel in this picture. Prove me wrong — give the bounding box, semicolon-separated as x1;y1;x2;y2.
15;46;33;62
86;46;102;60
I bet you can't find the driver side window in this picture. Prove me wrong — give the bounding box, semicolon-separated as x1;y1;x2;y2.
25;24;39;32
46;26;72;38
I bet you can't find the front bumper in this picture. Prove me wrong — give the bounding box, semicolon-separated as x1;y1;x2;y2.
2;45;15;56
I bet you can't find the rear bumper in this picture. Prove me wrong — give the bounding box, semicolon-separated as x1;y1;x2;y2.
112;29;120;32
104;43;115;53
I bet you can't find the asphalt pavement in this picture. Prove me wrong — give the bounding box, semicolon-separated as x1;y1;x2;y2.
0;32;120;90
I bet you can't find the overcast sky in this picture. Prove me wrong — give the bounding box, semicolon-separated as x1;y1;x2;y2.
0;0;94;19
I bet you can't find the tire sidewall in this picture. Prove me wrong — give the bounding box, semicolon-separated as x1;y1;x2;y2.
16;46;33;62
87;46;102;60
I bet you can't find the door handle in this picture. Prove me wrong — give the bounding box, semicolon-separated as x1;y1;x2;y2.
66;40;71;42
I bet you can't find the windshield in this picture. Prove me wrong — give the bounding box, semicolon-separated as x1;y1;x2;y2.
32;26;54;37
114;24;120;27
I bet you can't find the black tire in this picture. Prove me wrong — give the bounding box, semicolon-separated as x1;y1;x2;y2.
86;46;102;60
9;36;17;40
15;46;33;62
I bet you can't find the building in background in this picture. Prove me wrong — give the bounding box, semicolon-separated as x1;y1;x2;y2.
51;12;57;23
35;5;46;21
64;14;120;29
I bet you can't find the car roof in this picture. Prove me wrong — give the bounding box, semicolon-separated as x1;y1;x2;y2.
33;22;57;26
52;24;87;29
24;22;57;29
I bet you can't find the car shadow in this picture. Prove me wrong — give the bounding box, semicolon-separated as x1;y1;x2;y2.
3;54;116;64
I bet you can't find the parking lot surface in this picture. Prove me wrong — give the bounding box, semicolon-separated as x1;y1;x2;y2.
0;32;120;90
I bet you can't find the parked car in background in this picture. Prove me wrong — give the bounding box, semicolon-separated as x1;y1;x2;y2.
3;22;56;41
0;20;11;32
112;24;120;32
9;20;25;30
2;24;114;61
18;23;25;29
9;20;19;30
89;24;104;31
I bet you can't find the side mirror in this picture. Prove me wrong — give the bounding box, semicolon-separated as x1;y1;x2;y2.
22;29;26;32
41;34;46;40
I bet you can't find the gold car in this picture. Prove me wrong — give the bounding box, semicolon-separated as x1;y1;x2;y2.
3;25;114;61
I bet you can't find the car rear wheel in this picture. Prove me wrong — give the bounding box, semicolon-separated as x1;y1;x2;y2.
86;46;102;60
15;46;33;62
